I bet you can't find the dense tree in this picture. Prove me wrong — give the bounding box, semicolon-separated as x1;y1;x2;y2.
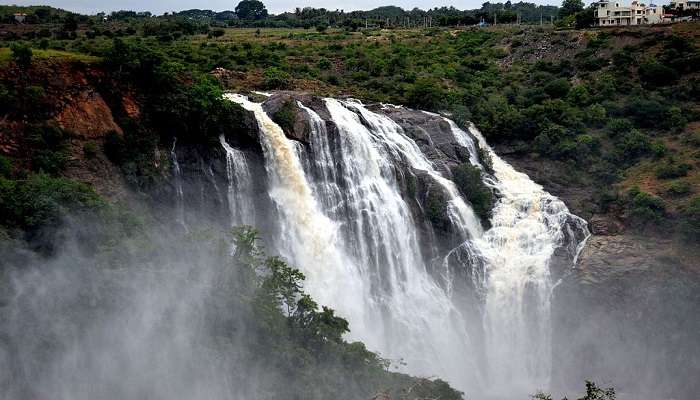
235;0;268;20
10;42;32;69
559;0;584;17
574;5;596;28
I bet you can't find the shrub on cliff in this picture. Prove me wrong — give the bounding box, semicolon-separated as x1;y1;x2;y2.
627;187;665;226
544;78;571;99
27;125;70;174
425;188;450;231
656;161;692;179
0;174;104;237
639;61;679;87
271;99;297;136
452;163;494;224
10;42;33;69
104;38;165;79
614;129;652;164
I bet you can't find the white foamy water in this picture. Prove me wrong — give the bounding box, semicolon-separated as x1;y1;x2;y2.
450;122;589;396
219;134;255;226
222;94;589;397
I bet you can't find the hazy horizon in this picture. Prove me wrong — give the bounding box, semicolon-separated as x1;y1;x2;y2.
7;0;563;15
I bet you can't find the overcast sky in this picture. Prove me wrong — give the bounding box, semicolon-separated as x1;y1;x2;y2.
8;0;563;15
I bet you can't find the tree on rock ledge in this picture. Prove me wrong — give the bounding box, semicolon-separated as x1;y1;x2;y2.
235;0;268;20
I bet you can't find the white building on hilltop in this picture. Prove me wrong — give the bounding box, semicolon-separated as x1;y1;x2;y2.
595;0;663;25
669;0;700;10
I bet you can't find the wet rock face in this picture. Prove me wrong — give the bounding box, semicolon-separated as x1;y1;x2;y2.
260;93;471;171
588;215;624;236
372;105;471;175
262;92;315;144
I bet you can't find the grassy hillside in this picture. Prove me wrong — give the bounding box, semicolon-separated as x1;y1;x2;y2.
2;20;698;245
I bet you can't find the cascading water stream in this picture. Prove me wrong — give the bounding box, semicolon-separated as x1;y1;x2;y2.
222;93;368;330
340;100;483;241
305;99;481;387
170;138;188;233
225;94;481;389
220;94;588;397
448;122;590;395
219;135;255;226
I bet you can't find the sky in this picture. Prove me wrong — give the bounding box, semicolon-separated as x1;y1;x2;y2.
7;0;562;15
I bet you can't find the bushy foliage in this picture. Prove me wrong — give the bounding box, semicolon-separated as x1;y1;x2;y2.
10;42;33;69
534;380;615;400
559;0;584;18
426;188;450;231
230;226;464;400
656;161;692;179
271;99;297;135
262;66;291;89
452;163;494;224
667;181;691;197
406;78;445;111
615;129;652;163
544;78;571;99
639;61;679;87
235;0;268;20
0;173;104;237
27;124;70;174
627;187;665;226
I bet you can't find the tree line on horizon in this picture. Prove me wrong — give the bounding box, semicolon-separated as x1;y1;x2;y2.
1;1;561;29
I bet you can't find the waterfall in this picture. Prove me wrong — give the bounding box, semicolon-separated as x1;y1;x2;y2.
220;94;588;397
170;138;188;232
448;122;589;395
219;135;255;226
223;94;368;328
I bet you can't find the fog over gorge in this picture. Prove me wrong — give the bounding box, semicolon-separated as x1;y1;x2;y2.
1;3;699;400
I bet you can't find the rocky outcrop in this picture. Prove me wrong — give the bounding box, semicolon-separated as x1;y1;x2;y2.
262;92;314;143
0;61;136;201
373;105;472;176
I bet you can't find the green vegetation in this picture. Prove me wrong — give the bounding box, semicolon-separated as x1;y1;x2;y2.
1;13;697;239
452;163;494;224
235;0;268;20
0;173;103;231
27;124;69;174
10;42;32;68
627;186;667;226
271;99;298;134
0;5;697;228
0;155;11;177
219;226;464;400
559;0;584;18
262;66;291;89
426;188;450;231
534;380;616;400
656;161;692;179
0;173;106;252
